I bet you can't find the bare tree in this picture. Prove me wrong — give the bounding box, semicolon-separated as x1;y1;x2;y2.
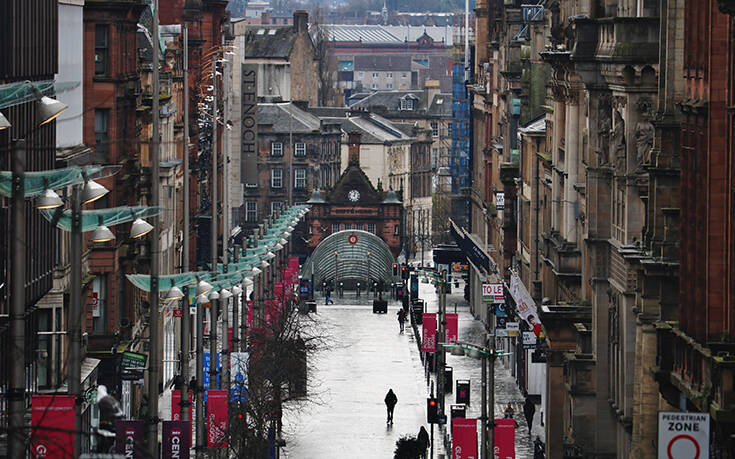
311;5;340;106
225;289;329;458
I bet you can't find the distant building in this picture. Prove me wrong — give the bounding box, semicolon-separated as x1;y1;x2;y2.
234;10;319;106
320;24;453;101
242;102;342;234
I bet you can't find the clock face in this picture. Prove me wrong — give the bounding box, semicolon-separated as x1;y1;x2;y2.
348;189;360;202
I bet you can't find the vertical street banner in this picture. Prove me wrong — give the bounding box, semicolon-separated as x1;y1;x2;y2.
657;412;710;459
171;390;193;438
203;352;220;397
289;256;300;283
452;417;478;459
446;313;459;343
162;420;191;459
422;313;437;352
115;420;144;458
494;418;516;459
509;273;543;337
246;299;254;328
230;351;249;402
31;395;75;458
207;390;229;448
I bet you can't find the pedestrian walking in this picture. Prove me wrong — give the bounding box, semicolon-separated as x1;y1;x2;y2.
397;308;407;333
325;289;334;305
523;397;536;434
504;402;515;419
384;388;398;424
417;425;430;458
533;436;545;459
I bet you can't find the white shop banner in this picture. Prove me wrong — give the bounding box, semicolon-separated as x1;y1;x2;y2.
509;272;543;337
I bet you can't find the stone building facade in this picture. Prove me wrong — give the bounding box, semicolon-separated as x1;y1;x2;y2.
242;102;342;234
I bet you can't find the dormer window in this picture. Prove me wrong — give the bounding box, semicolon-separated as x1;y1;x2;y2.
400;95;416;111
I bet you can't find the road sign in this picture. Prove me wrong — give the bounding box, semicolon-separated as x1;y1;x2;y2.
658;412;709;459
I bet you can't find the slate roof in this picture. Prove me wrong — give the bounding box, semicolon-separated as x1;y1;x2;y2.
321;24;453;46
519;115;546;134
258;103;322;133
350;90;452;118
354;54;412;72
242;25;299;58
427;93;452;117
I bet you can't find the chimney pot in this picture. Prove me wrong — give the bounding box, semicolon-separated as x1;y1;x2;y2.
294;10;308;34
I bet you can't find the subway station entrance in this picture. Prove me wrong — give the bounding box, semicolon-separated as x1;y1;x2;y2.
302;230;399;288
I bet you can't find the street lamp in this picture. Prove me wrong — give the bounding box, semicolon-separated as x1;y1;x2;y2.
130;216;154;239
36;188;64;210
81;179;108;204
0;111;10;130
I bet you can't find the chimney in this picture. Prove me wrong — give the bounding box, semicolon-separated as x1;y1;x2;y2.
294;10;308;34
261;11;270;25
425;80;440;104
348;131;362;165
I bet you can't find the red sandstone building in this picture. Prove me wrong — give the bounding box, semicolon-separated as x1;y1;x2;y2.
304;146;403;258
655;2;735;455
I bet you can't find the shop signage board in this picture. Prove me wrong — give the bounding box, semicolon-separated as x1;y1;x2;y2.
120;351;147;381
509;273;543;337
506;322;520;337
522;331;537;349
495;191;505;210
482;283;504;303
657;412;709;459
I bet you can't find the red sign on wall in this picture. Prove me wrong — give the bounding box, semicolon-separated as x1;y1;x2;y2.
422;313;437;352
493;418;516;459
452;417;478;459
31;395;75;458
446;313;459;343
206;390;228;448
115;420;144;458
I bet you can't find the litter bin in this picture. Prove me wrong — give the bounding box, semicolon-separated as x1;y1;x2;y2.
372;299;387;314
450;404;466;430
306;300;317;313
456;380;470;405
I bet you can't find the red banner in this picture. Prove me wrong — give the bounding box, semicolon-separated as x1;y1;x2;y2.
115;420;144;458
493;418;516;459
162;420;190;459
446;313;459;343
206;390;228;448
31;395;75;458
171;390;193;438
246;300;254;328
422;313;437;352
452;417;478;459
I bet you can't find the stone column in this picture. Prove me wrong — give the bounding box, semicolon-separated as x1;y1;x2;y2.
551;99;564;231
631;320;658;459
564;95;580;243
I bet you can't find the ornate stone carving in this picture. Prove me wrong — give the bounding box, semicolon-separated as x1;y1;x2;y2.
634;121;654;167
611;109;626;173
635;96;654;117
597;98;612;167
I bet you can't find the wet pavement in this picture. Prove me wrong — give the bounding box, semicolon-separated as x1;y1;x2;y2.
282;274;543;458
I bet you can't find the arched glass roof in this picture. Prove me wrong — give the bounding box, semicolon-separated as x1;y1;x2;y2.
302;230;399;285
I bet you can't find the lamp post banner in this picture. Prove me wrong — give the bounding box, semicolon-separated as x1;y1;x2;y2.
206;390;229;448
452;417;478;459
493;418;516;459
31;395;75;458
115;420;144;458
446;313;458;343
162;420;190;459
171;390;193;438
422;313;437;352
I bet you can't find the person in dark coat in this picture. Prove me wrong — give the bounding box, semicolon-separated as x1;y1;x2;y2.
384;388;398;423
397;308;407;332
533;436;545;459
417;425;430;458
523;397;536;434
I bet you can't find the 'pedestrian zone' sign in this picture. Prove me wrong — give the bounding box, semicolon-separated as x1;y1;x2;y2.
657;411;709;459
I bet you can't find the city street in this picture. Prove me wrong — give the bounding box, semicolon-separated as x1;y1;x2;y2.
281;277;541;458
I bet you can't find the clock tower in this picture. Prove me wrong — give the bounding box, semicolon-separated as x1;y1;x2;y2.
304;154;403;257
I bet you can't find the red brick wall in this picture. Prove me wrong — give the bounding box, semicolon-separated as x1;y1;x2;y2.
680;1;734;343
